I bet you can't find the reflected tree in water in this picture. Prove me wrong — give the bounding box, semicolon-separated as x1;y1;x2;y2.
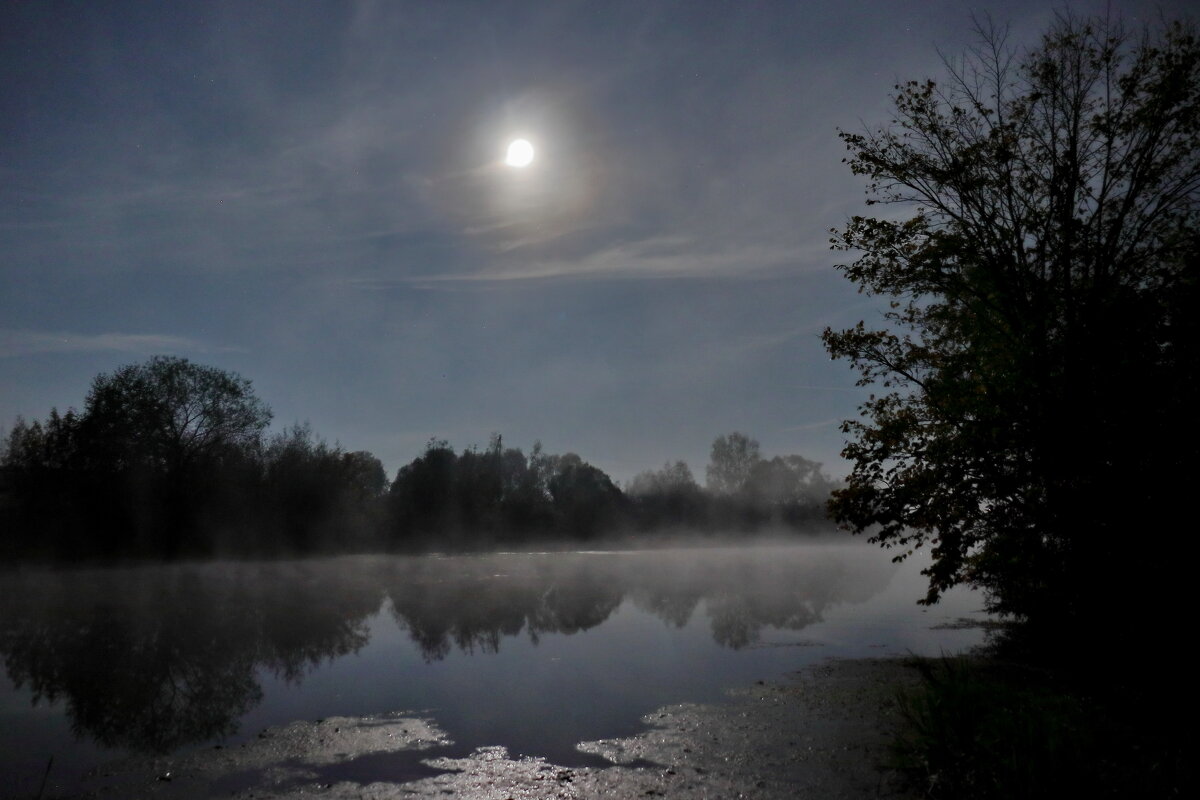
383;550;895;660
1;590;262;752
385;557;624;660
0;563;381;753
0;550;898;755
527;573;624;640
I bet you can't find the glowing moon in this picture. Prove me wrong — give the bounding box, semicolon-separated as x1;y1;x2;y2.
505;139;534;167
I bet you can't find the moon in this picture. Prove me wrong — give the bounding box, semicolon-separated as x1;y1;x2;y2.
505;139;534;167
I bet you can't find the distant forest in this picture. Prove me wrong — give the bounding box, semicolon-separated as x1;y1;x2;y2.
0;357;836;560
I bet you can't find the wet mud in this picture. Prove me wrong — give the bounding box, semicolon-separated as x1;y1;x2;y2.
75;658;920;799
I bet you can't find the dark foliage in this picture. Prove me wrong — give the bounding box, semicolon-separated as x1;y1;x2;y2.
2;359;836;559
892;655;1184;799
823;13;1199;655
0;357;386;559
383;431;837;550
385;437;627;547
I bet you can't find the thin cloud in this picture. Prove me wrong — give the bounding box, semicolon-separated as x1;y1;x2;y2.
0;329;228;359
362;235;829;288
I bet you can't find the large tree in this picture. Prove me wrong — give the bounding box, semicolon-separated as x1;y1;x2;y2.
82;355;271;476
823;14;1199;637
705;432;762;495
1;356;275;556
80;356;271;552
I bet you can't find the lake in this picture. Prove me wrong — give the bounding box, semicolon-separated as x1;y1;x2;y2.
0;542;988;797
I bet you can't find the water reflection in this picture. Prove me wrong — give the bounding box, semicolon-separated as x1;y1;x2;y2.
0;562;382;753
0;547;897;758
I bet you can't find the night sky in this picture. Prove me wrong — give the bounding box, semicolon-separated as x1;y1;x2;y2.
2;0;1187;483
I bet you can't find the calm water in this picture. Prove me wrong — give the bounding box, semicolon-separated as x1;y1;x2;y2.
0;542;987;796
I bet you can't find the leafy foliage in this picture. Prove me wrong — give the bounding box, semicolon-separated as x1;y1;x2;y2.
823;14;1200;633
82;355;271;475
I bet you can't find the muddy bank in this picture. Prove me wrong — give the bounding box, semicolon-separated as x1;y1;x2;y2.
77;658;920;799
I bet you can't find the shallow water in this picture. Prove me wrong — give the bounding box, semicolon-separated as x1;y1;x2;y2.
0;542;987;797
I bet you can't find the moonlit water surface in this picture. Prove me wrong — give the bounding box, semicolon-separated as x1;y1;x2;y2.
0;543;988;797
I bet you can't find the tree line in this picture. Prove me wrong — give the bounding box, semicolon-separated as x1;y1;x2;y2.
0;356;835;560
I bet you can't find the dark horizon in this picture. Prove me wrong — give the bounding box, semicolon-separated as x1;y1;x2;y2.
1;354;839;561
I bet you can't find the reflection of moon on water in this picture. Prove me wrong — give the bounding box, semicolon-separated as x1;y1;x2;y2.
505;138;534;167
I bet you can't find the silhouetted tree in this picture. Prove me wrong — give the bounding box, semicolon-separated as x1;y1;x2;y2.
628;460;708;529
342;450;387;497
261;424;386;553
547;452;628;538
705;432;761;495
453;435;506;532
82;355;270;478
77;356;272;553
388;438;459;545
696;433;837;529
0;410;86;555
386;439;634;547
822;14;1200;647
497;440;556;535
2;357;396;558
2;357;276;556
628;460;699;497
743;454;834;523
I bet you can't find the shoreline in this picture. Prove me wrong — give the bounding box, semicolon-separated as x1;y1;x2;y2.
77;656;922;799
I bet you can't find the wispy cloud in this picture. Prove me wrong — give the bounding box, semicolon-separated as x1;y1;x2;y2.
0;329;226;359
357;235;829;289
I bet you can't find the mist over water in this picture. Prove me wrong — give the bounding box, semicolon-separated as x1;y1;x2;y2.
0;542;986;797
